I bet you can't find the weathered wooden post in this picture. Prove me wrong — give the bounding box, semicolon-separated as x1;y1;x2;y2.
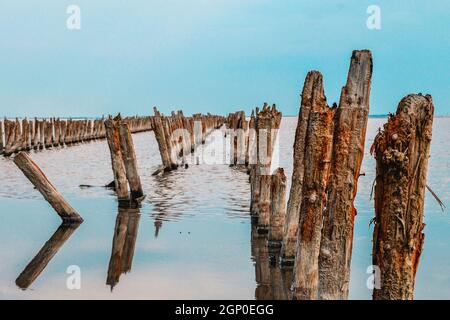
119;122;144;200
370;94;434;300
153;107;173;171
14;118;23;152
318;50;373;300
0;120;4;155
105;117;130;202
257;105;282;232
291;76;335;299
13;152;84;223
268;168;287;248
32;118;40;150
39;119;45;149
22;118;30;151
281;71;322;265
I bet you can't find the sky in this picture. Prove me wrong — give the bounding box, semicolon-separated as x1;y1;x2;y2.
0;0;449;117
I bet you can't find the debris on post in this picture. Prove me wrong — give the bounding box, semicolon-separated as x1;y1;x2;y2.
318;50;373;300
370;94;434;300
13;152;84;223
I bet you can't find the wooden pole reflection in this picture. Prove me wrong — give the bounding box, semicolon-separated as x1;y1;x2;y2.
106;206;141;290
16;223;80;289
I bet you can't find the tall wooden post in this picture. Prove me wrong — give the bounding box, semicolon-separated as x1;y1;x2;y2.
371;94;434;300
318;50;373;300
119;122;144;200
281;71;321;264
105;117;130;201
292;77;335;299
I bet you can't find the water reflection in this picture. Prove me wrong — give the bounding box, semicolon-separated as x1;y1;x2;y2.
251;222;293;300
15;223;80;289
106;205;141;290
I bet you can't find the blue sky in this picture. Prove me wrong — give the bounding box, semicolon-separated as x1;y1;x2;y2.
0;0;449;117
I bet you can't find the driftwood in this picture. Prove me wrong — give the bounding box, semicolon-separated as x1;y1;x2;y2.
16;223;79;289
370;94;434;300
291;73;335;299
13;152;84;223
318;50;372;300
105;118;130;201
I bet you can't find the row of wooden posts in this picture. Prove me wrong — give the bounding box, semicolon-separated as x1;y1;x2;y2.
152;107;225;172
225;50;435;300
0;116;153;157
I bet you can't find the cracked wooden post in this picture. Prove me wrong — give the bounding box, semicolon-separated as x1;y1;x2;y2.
281;71;321;265
105;116;130;202
370;94;434;300
257;104;282;233
268;167;287;248
318;50;373;300
119;122;144;200
13;152;83;223
292;76;335;299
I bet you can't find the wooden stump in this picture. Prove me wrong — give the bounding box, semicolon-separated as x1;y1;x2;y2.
13;152;83;223
318;50;373;300
370;94;434;300
105;117;130;201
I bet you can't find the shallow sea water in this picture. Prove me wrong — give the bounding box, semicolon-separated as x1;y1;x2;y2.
0;117;448;299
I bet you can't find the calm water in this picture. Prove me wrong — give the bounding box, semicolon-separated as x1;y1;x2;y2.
0;117;448;299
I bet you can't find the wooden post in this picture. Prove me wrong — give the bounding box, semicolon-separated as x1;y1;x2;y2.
318;50;373;300
105;117;130;201
32;118;40;150
257;105;282;232
370;94;434;300
282;71;322;264
153;107;172;171
22;118;30;151
16;223;79;289
119;122;144;200
0;120;3;155
268;168;287;248
14;118;22;152
292;80;335;299
39;119;45;149
13;152;84;223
